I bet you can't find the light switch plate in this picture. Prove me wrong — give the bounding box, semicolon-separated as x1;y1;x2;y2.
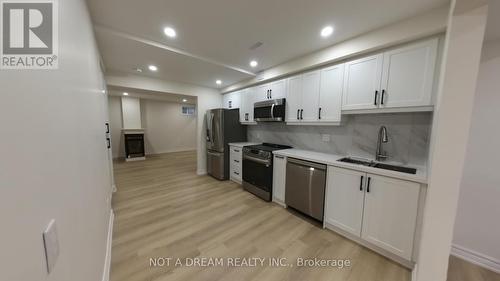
321;134;331;142
43;219;59;274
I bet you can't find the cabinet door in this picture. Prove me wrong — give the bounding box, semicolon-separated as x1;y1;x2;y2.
319;64;344;123
272;155;287;204
239;89;249;122
361;174;420;260
269;79;286;99
285;75;302;122
230;91;241;109
380;38;438;108
223;93;232;109
300;70;321;122
342;54;383;110
325;167;366;237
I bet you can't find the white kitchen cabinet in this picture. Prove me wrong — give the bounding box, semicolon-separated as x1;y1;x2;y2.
254;79;286;102
342;54;383;110
285;75;302;122
300;70;321;122
380;38;438;108
325;167;365;237
361;174;420;261
239;88;256;124
229;146;243;183
318;64;344;123
272;154;287;205
285;66;343;125
223;91;241;109
325;167;421;262
342;38;438;112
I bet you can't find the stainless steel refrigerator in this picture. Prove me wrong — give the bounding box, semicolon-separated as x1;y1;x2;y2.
206;108;247;180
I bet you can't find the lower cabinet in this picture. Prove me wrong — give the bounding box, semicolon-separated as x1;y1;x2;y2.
325;166;422;262
272;155;287;205
229;146;242;183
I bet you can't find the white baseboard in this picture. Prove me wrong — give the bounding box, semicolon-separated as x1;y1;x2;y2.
102;210;114;281
451;244;500;274
197;169;207;176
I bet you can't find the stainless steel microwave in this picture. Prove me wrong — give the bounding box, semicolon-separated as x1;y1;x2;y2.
254;98;286;122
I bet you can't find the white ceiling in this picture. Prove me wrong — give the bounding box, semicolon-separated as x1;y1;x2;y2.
88;0;449;89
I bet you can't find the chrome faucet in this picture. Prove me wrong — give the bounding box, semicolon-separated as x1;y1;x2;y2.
376;126;389;161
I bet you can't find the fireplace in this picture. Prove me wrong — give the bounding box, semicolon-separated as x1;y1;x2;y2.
124;133;145;160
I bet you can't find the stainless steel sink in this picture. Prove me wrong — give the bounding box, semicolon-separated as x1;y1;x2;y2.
338;157;417;175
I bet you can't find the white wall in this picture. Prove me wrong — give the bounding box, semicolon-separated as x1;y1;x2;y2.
452;39;500;270
121;97;142;129
0;1;112;281
105;72;222;174
108;96;197;157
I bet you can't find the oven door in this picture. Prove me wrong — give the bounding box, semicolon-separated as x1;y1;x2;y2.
242;154;273;192
254;99;285;122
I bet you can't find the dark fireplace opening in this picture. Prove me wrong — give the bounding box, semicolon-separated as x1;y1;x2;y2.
124;134;145;158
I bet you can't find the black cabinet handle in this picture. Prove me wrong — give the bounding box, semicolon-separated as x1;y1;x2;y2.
367;177;371;193
234;171;240;175
270;89;272;99
360;175;364;191
381;89;386;105
105;123;110;134
318;108;322;120
300;109;304;120
106;138;111;149
234;160;240;163
297;109;300;120
374;91;379;105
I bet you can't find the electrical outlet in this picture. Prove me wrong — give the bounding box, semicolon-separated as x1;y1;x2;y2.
43;219;59;274
321;134;331;142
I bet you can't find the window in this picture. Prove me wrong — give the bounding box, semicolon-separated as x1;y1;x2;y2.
182;106;196;116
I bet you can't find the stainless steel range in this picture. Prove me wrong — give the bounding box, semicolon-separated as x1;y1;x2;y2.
242;143;292;201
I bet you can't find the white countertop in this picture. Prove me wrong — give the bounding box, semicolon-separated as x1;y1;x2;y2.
228;142;260;148
273;149;428;184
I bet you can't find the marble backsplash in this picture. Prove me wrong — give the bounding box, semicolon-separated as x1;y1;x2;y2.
247;112;433;166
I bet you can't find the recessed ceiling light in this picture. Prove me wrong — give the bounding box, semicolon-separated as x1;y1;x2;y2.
182;99;187;102
164;27;177;38
216;80;222;85
123;92;129;96
148;65;158;72
250;60;258;68
320;26;334;38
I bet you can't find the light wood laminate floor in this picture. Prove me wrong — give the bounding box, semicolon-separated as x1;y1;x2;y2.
111;151;499;281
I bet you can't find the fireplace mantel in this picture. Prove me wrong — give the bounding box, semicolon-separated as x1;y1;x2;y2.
122;128;145;135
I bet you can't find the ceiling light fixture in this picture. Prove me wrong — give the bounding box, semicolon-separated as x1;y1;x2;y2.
123;92;129;96
320;26;334;38
250;60;258;68
134;67;143;73
216;80;222;85
182;99;187;102
148;65;158;72
164;27;177;38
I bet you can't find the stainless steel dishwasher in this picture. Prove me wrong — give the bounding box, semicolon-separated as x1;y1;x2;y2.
285;158;327;221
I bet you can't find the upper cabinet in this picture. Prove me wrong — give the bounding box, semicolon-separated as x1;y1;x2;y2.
255;79;286;102
222;91;241;109
239;88;256;124
286;64;344;125
342;38;438;112
380;39;438;108
342;54;383;110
